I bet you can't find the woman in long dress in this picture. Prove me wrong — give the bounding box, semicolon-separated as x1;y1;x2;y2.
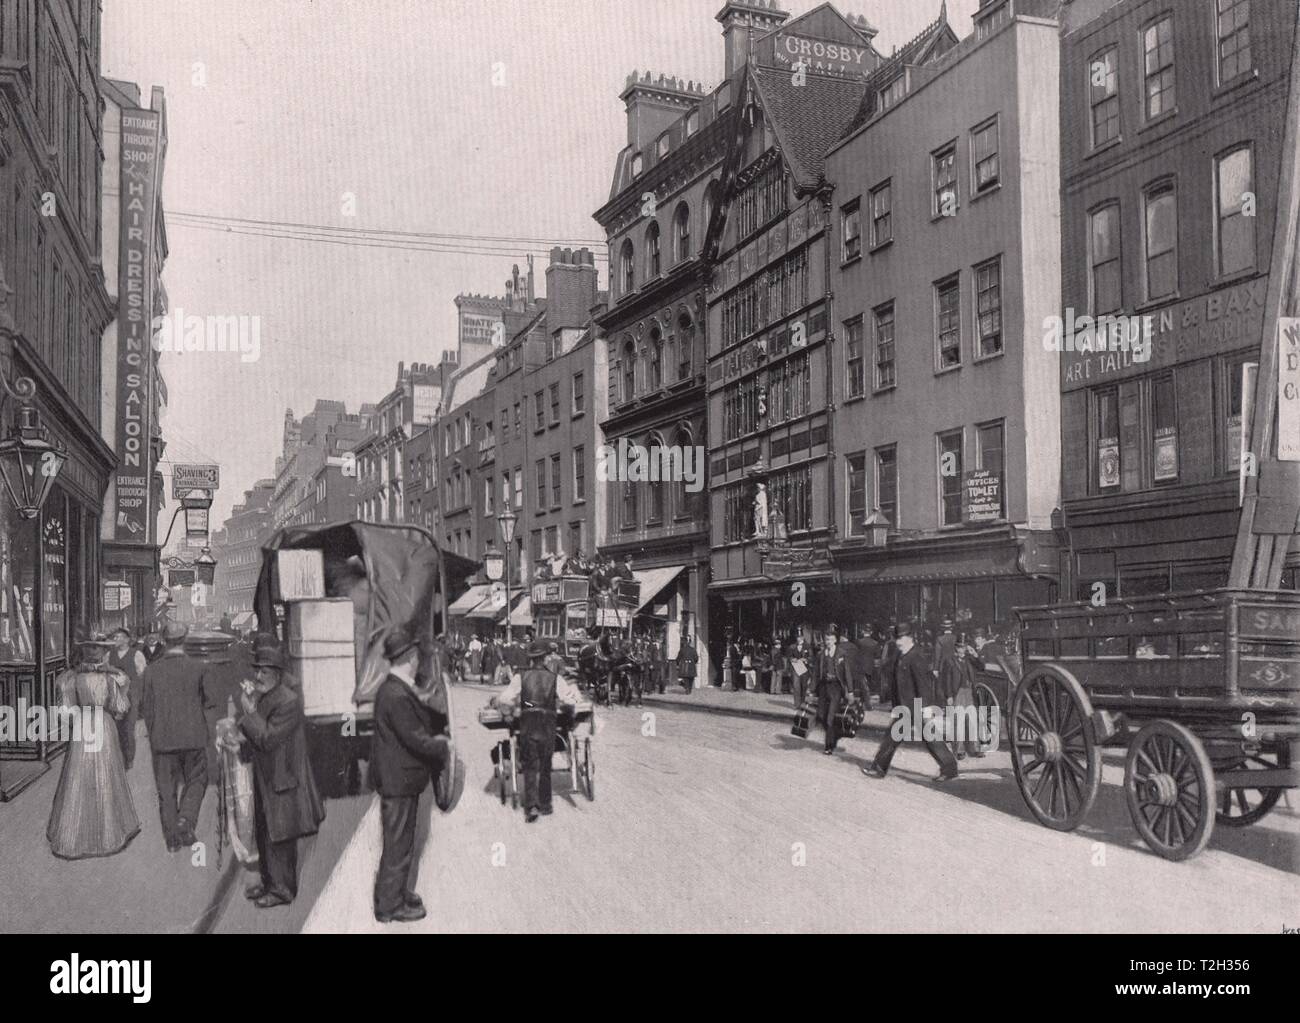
47;637;141;859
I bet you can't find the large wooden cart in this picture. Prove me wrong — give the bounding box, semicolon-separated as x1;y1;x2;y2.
1008;589;1300;860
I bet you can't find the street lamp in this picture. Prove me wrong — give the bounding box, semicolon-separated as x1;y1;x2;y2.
194;547;217;587
483;543;504;582
0;372;65;520
497;508;518;640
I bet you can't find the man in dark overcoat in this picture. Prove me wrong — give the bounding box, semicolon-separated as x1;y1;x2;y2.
237;640;325;908
863;622;958;783
816;625;854;755
371;627;450;924
140;621;211;850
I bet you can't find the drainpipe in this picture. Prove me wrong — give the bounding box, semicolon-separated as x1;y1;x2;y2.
819;187;837;554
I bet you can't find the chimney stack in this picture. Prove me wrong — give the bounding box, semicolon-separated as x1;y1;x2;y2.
716;0;789;79
545;247;598;332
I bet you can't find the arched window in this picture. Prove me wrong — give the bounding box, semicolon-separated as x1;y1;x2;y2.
673;426;695;520
646;221;661;278
620;239;635;295
646;432;666;522
673;202;691;263
677;312;695;380
702;180;720;244
621;338;636;402
648;328;663;391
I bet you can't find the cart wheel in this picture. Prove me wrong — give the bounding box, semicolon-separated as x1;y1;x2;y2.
581;737;594;801
1125;720;1215;861
1215;746;1288;828
1010;666;1100;831
972;681;1001;752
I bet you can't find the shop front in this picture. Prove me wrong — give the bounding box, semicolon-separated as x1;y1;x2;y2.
832;524;1060;650
0;373;114;799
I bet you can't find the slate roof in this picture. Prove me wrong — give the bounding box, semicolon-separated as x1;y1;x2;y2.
844;12;956;135
749;66;868;194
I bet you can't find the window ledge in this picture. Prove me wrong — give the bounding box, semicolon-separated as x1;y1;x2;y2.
840;253;863;269
1138;108;1178;135
869;238;894;255
934;361;963;377
1134;294;1179;314
842;392;866;406
973;348;1005;365
970;182;1002;202
1212;68;1260;101
572;409;585;418
1086;136;1123;159
1212;267;1261;289
872;384;897;396
930;207;961;224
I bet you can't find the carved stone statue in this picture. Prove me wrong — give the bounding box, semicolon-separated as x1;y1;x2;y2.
753;483;768;538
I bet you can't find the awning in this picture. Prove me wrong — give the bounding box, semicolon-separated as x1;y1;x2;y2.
448;583;492;616
633;566;684;612
503;595;532;627
465;594;504;619
231;611;256;629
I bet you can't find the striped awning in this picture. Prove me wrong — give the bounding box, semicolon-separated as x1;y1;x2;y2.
448;583;493;616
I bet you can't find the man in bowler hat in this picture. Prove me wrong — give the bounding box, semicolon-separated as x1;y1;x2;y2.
237;638;325;908
816;624;854;755
863;622;959;783
371;626;451;924
493;638;581;821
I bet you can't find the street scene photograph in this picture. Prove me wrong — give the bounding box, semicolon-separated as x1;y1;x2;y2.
1;0;1299;949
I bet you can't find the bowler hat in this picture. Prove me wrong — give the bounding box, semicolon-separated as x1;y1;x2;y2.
109;626;132;641
163;620;189;644
895;621;914;637
527;639;551;660
383;626;419;663
252;642;285;670
939;618;955;631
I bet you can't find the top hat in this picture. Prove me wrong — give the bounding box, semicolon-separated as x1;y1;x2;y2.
383;626;419;663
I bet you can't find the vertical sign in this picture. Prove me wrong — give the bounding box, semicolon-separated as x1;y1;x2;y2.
113;108;162;542
1279;318;1300;461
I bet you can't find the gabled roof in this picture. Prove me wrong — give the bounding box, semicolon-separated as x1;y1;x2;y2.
844;7;959;135
749;66;868;194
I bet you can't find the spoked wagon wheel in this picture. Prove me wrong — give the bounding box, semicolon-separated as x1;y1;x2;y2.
1214;746;1289;828
972;681;1001;753
1124;720;1215;861
1010;666;1101;831
581;737;595;801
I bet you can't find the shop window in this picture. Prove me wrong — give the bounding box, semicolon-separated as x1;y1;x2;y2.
1151;374;1179;482
1143;15;1175;119
1144;183;1178;301
42;489;67;661
0;498;39;663
1216;146;1255;277
1095;386;1121;491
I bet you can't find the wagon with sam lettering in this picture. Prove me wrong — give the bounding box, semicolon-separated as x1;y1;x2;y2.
1008;589;1300;861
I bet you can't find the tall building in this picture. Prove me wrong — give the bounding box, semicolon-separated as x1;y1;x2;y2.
1058;0;1299;597
272;399;366;529
823;0;1063;638
353;362;441;524
593;59;724;683
99;77;169;634
213;480;275;630
0;1;116;795
702;1;886;664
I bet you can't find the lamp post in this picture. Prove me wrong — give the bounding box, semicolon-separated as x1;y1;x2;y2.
497;507;518;641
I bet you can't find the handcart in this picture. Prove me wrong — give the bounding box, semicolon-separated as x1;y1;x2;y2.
478;699;596;807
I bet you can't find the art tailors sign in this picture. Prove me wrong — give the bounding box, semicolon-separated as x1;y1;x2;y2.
113;107;162;542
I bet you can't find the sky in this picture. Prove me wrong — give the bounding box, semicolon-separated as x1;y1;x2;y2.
101;0;980;527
